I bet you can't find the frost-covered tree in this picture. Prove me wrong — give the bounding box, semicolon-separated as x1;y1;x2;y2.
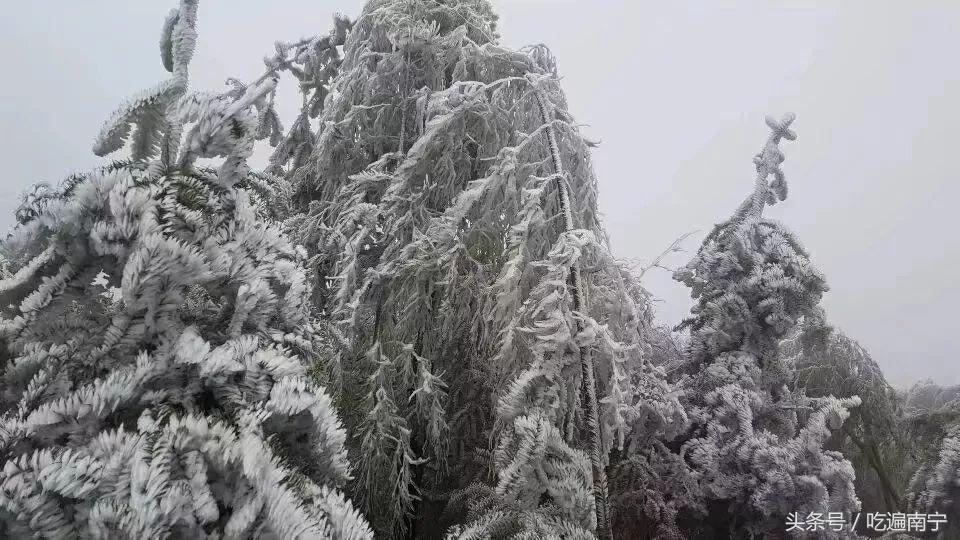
9;0;919;537
783;312;911;515
906;425;960;538
904;380;960;417
258;0;681;537
901;380;960;538
671;115;861;537
605;363;698;539
786;321;960;535
0;1;370;537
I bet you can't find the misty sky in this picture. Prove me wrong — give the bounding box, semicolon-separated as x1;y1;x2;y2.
1;1;957;388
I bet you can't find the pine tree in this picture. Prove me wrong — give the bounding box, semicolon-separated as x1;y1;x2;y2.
671;115;861;537
261;0;679;537
0;1;370;537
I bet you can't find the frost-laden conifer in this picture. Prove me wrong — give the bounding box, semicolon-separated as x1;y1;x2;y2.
783;312;909;514
263;0;682;537
906;426;960;537
672;115;861;537
904;381;960;538
0;1;370;537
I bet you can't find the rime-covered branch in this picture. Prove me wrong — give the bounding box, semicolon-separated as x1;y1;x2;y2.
530;75;613;540
0;2;370;537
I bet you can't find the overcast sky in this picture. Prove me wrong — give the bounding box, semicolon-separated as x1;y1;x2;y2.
1;1;957;388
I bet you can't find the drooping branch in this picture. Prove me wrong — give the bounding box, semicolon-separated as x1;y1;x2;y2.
530;74;613;540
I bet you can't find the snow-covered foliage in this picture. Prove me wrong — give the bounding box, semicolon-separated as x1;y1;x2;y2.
6;0;946;537
907;425;960;537
260;0;680;536
670;115;862;537
784;312;912;514
904;380;960;417
902;380;960;537
0;1;370;537
784;320;960;536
